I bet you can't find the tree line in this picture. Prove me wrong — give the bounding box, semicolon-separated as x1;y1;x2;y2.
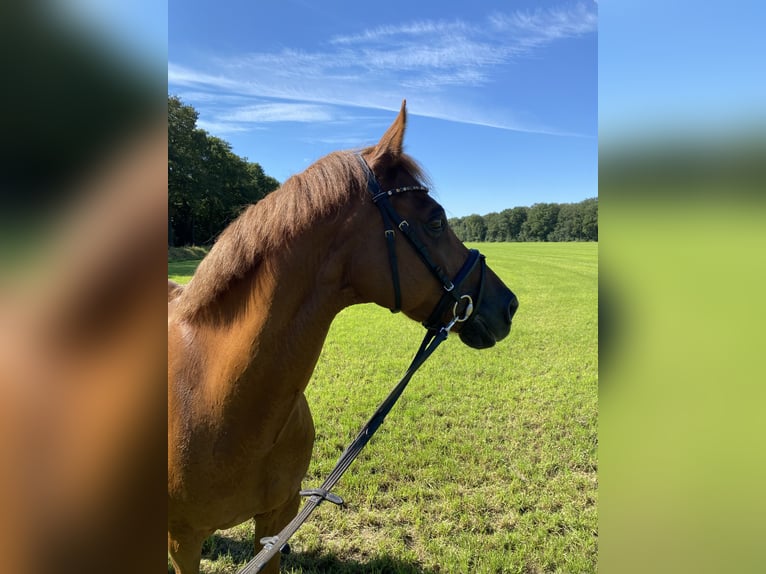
449;198;598;242
168;96;280;246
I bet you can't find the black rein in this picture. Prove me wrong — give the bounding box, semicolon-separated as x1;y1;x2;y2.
237;154;486;573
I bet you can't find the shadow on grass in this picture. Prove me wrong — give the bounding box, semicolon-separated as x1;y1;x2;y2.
283;549;440;574
201;531;440;574
201;531;254;565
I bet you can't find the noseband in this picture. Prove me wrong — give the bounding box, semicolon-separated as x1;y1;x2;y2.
357;154;486;333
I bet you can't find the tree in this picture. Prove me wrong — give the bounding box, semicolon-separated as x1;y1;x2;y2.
463;214;487;242
549;202;581;241
548;198;598;241
168;96;203;245
580;197;598;241
520;203;560;241
449;200;596;243
502;206;528;241
484;212;509;242
168;96;279;246
247;162;280;200
448;216;466;240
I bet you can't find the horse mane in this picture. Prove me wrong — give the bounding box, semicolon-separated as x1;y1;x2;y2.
175;148;428;322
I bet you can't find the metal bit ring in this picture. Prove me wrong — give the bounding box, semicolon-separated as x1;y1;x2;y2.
453;295;474;322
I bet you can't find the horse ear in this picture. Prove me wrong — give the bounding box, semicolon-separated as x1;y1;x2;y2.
371;100;407;166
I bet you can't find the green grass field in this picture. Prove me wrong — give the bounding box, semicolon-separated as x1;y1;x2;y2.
169;242;598;573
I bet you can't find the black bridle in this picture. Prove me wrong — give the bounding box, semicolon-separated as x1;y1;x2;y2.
237;154;488;574
358;153;487;330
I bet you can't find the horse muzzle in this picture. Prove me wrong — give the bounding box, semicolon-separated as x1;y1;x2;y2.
458;288;518;349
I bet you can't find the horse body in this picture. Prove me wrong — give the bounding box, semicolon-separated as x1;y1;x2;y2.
169;204;350;571
168;102;518;573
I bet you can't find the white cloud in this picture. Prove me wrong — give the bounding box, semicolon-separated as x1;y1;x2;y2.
489;3;598;42
168;3;596;135
195;120;251;134
221;103;335;123
168;63;247;93
329;19;473;45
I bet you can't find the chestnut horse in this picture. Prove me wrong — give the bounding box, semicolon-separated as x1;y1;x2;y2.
168;102;518;573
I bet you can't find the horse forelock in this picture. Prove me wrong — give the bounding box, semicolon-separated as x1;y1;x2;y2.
175;150;426;322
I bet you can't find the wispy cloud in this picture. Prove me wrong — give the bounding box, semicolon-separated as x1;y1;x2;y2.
329;19;474;46
195;120;252;135
169;2;596;136
489;3;598;44
221;103;335;123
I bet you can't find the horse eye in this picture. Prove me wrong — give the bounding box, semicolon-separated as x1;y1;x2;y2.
427;218;444;233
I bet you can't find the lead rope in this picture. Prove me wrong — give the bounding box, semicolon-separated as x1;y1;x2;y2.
237;319;461;574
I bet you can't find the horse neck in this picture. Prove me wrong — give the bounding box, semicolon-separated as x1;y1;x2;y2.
197;211;356;420
252;231;349;355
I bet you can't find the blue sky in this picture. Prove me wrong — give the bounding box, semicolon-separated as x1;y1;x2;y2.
599;0;766;145
169;0;597;217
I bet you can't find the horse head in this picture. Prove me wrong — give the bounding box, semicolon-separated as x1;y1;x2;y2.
351;101;518;349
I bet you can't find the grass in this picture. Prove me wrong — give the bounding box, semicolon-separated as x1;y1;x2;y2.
169;242;598;573
168;246;209;284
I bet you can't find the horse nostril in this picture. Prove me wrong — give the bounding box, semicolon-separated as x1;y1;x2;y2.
506;295;519;323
